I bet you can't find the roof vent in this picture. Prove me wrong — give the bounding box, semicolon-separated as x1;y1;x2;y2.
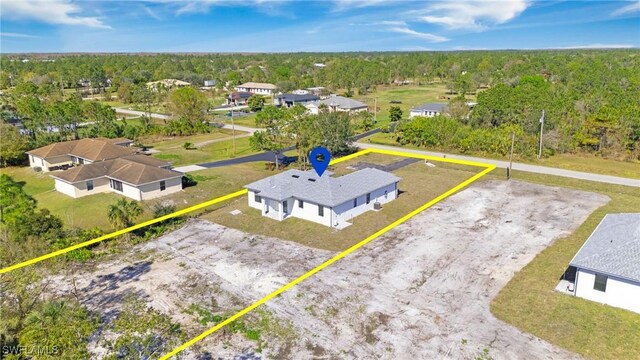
292;175;300;178
308;178;316;182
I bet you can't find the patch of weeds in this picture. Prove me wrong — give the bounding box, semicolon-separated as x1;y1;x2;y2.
476;348;494;360
304;305;317;317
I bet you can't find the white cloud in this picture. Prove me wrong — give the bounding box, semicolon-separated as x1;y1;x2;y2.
554;43;636;49
0;32;39;38
332;0;394;12
611;1;640;16
418;0;529;30
0;0;111;29
388;26;449;42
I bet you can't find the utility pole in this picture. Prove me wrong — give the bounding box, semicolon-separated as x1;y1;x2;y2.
538;110;545;159
508;132;515;179
374;96;377;124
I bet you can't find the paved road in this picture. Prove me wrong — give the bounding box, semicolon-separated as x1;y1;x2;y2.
112;107;262;134
355;142;640;187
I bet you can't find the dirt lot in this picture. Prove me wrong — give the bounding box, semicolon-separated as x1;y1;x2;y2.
51;179;608;359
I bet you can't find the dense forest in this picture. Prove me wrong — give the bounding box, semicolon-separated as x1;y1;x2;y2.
1;50;639;162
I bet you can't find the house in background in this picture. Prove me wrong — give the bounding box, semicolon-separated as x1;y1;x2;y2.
245;168;400;229
305;95;368;115
274;93;320;108
409;103;448;118
146;79;191;91
306;87;326;96
558;213;640;314
27;138;137;172
235;82;278;95
51;155;183;201
226;91;253;106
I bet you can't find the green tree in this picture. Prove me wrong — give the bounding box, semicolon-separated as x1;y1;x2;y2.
18;300;98;360
251;105;290;167
389;106;403;122
0;123;29;167
168;87;209;126
247;94;266;112
107;198;143;230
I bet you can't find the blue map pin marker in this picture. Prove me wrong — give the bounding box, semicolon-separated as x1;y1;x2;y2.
309;147;330;177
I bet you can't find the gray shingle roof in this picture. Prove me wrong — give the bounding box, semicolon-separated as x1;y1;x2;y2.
244;168;400;207
309;95;367;110
410;103;448;112
277;93;320;102
570;213;640;282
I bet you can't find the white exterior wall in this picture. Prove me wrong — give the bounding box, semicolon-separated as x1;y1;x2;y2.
54;179;79;198
409;110;439;119
575;268;640;314
287;198;332;227
138;177;182;200
30;155;71;171
235;87;274;95
115;182;142;201
71;177;110;198
332;183;398;225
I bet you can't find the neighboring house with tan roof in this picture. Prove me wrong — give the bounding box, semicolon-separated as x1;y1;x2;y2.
26;138;137;172
51;155;183;201
235;82;278;95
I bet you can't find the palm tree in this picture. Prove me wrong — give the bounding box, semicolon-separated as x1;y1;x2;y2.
107;198;143;230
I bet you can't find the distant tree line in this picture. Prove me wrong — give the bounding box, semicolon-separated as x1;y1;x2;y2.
1;50;638;160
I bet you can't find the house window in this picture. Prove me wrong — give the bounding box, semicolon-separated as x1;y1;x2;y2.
283;201;288;214
594;273;608;292
299;200;304;208
255;194;262;203
110;179;123;192
160;181;166;191
318;205;324;217
366;193;371;204
86;180;94;191
353;198;357;208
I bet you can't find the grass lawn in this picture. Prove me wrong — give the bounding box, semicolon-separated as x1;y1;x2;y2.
352;83;472;127
150;135;255;166
487;170;640;359
201;153;480;251
364;132;640;180
0;162;272;231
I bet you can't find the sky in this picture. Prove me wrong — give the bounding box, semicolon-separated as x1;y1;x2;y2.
0;0;639;53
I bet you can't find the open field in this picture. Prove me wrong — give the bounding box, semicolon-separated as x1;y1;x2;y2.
202;153;479;251
46;177;607;359
151;136;255;166
364;132;640;179
352;83;473;127
489;170;640;360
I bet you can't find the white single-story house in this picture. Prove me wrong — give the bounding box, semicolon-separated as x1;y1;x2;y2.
244;168;400;229
274;93;320;108
409;103;448;118
50;155;183;201
305;95;368;115
26;138;137;172
235;82;278;95
562;213;640;314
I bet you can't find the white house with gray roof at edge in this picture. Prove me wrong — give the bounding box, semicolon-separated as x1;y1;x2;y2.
409;103;448;118
562;213;640;314
244;168;400;229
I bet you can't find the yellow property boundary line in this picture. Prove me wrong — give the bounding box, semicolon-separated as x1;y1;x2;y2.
0;148;495;358
161;149;495;359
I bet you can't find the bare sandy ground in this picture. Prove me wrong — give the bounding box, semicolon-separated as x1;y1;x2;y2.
51;180;608;359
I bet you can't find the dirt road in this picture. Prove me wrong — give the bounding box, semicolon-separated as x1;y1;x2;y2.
52;180;608;359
